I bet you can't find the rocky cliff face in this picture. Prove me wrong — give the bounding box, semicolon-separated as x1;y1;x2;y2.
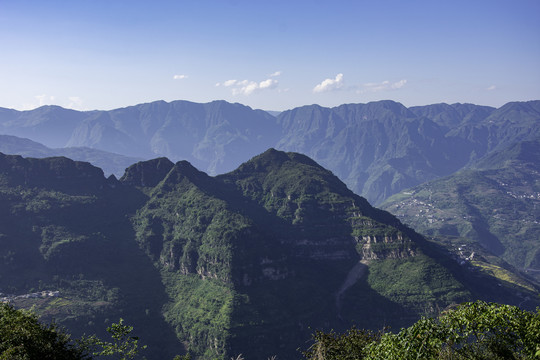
119;148;478;357
358;233;416;260
119;157;174;187
1;149;536;360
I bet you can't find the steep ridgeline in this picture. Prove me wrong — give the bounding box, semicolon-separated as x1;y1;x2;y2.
67;101;281;176
128;149;472;358
0;153;184;359
276;100;540;204
381;138;540;282
0;134;141;177
409;102;495;130
275;101;483;205
0;106;88;148
0;150;538;359
0;101;280;176
2;100;539;205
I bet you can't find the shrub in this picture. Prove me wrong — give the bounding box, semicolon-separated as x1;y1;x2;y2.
366;301;540;359
0;303;88;360
304;301;540;360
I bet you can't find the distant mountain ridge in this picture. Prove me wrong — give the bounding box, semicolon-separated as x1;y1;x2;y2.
0;134;141;177
1;99;539;204
409;102;495;130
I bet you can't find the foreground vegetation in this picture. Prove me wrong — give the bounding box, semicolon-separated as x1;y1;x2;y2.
304;301;540;360
0;303;187;360
3;301;539;359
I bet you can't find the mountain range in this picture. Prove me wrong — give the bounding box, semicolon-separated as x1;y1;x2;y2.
0;134;141;177
0;149;538;359
2;99;539;205
1;99;539;358
381;138;540;282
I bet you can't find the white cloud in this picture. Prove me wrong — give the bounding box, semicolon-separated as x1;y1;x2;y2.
259;78;278;89
173;74;188;80
313;73;344;93
269;71;282;77
36;94;55;106
359;79;407;93
67;96;84;110
223;79;239;87
391;79;407;89
487;85;497;91
21;94;86;110
217;76;279;95
233;81;257;95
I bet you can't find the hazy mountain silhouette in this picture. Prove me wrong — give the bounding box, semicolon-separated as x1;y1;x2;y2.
1;99;539;204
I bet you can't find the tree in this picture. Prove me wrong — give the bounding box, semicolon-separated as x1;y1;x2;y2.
83;318;147;360
303;327;380;360
304;301;540;360
1;304;182;360
366;301;540;359
0;303;88;360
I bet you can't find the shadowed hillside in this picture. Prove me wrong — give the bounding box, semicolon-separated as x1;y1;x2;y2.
1;150;537;359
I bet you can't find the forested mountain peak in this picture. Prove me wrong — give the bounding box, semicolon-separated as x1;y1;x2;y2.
0;152;106;192
119;157;174;187
0;149;538;359
158;159;214;190
233;148;324;174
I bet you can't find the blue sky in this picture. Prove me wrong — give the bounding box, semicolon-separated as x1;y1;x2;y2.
1;0;539;111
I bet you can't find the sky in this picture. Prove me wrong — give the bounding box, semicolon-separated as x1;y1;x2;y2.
1;0;539;112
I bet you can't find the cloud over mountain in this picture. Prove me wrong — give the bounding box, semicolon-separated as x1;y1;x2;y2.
360;79;407;93
217;75;279;95
313;73;344;93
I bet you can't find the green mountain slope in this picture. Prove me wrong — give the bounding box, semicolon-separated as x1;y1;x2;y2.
0;154;184;359
1;150;538;359
381;138;540;282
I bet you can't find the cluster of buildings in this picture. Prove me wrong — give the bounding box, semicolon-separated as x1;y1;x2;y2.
1;290;59;303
